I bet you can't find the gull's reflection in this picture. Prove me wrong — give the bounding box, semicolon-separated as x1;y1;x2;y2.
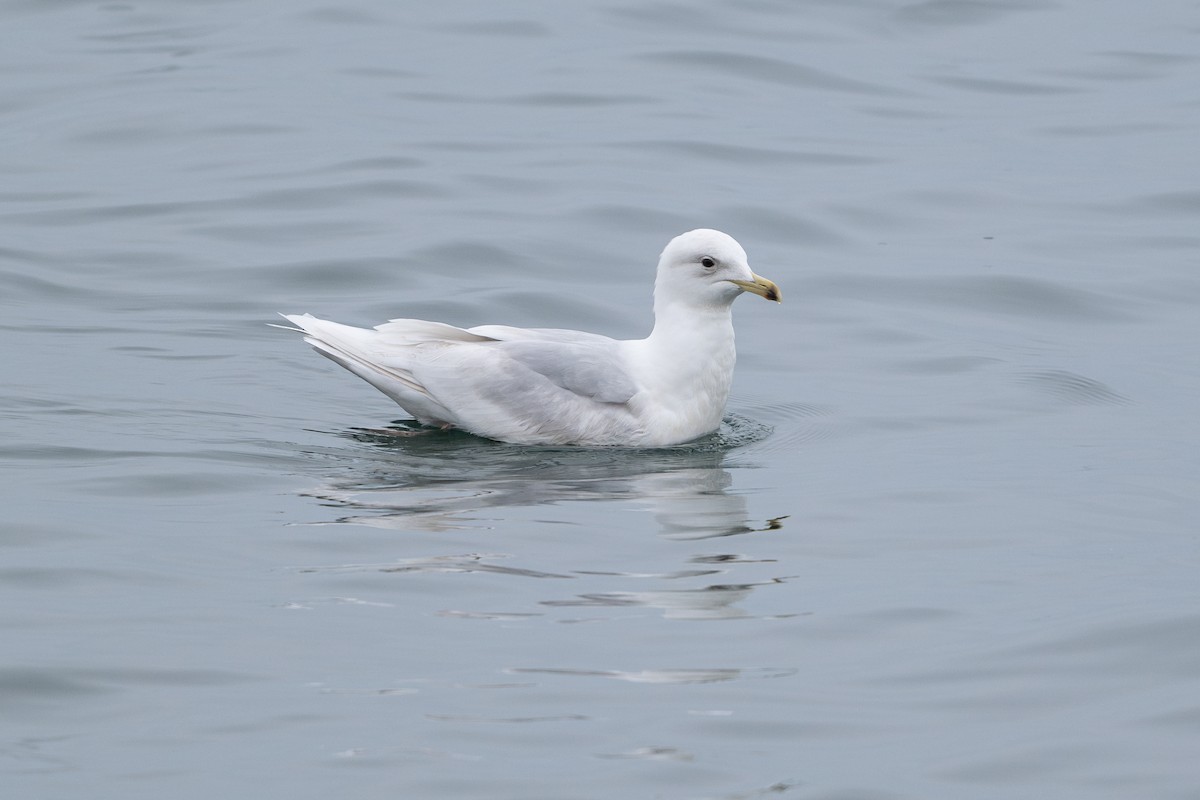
542;578;788;620
300;416;776;541
295;415;789;620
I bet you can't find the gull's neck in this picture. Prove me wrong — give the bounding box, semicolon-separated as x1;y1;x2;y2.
647;299;736;350
633;297;738;442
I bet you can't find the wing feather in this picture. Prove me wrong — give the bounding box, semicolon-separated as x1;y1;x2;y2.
494;340;637;405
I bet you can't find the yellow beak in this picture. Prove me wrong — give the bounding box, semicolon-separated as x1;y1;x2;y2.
729;273;781;303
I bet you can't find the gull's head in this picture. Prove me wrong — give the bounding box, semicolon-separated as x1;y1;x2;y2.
654;229;781;311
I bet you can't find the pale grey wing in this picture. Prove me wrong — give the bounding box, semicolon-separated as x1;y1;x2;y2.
403;339;642;445
280;314;461;425
496;340;638;405
467;325;619;346
378;318;497;343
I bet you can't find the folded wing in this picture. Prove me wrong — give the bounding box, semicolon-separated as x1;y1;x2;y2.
283;314;642;443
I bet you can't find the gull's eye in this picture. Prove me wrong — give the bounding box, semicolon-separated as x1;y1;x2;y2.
700;256;717;269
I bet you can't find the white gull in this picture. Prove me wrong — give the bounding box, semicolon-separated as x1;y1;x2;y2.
279;228;780;447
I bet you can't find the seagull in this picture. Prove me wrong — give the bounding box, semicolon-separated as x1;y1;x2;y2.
278;228;780;447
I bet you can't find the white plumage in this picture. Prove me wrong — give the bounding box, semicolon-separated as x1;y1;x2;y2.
279;228;780;447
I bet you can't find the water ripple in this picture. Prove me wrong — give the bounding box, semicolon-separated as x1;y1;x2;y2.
640;51;906;96
808;274;1135;322
508;667;797;685
928;75;1082;95
893;0;1052;28
296;553;575;580
432;20;550;37
542;577;792;620
1018;369;1129;406
612;140;881;166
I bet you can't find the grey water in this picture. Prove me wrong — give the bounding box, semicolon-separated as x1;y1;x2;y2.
3;1;1199;798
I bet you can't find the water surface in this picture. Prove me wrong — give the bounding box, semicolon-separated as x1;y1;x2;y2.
3;1;1199;798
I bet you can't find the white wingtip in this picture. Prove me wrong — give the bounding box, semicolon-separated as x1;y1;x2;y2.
269;313;313;333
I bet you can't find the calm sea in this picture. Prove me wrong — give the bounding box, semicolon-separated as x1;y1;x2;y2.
3;1;1199;798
